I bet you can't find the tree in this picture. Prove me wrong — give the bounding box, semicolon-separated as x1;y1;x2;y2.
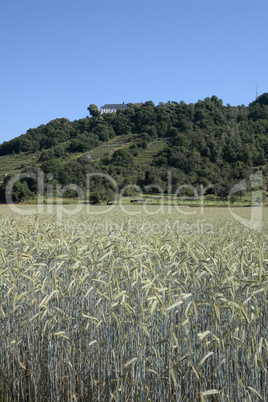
249;92;268;107
173;133;190;147
103;188;115;204
87;104;100;117
111;148;135;168
89;191;101;204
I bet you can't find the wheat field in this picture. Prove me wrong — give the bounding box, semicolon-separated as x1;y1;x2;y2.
0;205;268;401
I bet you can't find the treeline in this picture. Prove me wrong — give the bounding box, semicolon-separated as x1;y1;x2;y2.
1;93;268;201
2;94;268;158
0;117;115;158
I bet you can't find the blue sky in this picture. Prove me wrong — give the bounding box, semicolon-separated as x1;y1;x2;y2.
1;0;267;143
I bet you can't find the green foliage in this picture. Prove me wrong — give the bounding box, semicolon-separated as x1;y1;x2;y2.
0;172;39;203
89;191;101;204
1;93;268;201
110;148;134;167
87;104;100;117
249;92;268;107
129;143;139;156
102;188;115;204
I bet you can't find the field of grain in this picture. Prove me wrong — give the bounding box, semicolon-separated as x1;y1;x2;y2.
0;205;268;401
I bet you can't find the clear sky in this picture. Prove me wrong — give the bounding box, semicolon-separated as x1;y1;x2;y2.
1;0;267;143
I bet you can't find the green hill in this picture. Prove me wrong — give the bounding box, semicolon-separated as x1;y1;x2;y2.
1;95;268;202
88;134;137;161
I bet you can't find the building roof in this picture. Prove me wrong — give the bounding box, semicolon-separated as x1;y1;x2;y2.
101;103;128;109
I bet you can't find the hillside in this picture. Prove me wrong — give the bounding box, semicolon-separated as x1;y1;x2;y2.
1;95;268;202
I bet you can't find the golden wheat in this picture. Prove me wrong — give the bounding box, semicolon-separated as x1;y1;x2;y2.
0;205;268;400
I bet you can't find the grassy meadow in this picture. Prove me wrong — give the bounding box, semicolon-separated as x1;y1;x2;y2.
0;205;268;401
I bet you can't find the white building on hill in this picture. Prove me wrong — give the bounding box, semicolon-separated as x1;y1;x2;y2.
100;102;128;114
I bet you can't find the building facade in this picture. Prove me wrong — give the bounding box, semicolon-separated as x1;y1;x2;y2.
100;103;128;115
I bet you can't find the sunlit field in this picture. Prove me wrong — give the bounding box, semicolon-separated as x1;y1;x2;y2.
0;205;268;401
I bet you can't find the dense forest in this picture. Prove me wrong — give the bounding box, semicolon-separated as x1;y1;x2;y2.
1;93;268;202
